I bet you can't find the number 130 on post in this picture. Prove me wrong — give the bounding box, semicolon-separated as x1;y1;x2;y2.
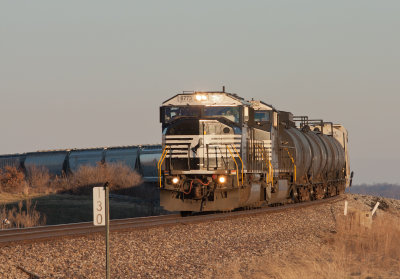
93;187;106;226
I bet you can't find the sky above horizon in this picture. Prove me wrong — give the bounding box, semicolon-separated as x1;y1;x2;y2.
1;1;399;184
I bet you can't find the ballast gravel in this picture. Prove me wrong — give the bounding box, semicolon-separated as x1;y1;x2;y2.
0;194;392;278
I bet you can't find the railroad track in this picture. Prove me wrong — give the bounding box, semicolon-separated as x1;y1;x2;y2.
0;195;344;245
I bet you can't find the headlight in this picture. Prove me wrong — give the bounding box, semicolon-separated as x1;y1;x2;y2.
172;177;180;184
218;176;226;183
195;94;208;101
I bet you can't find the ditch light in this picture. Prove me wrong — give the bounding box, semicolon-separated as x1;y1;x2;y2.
218;176;226;184
172;177;180;184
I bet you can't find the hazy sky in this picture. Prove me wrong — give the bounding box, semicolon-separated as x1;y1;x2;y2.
1;1;399;184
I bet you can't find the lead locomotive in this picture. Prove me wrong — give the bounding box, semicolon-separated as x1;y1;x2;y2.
158;89;351;213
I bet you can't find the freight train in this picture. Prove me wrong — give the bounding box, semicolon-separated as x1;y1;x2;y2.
0;145;162;183
159;90;352;213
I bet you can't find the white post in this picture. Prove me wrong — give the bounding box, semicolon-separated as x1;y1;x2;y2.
93;184;110;279
93;187;106;226
371;202;380;216
105;184;110;279
344;200;348;216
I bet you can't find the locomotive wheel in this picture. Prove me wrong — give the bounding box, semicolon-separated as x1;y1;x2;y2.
298;187;311;202
290;189;299;203
334;185;339;196
314;185;325;200
328;185;337;197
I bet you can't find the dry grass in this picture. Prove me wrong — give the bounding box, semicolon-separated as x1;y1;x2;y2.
0;166;26;193
0;199;46;229
55;163;143;195
247;212;400;279
332;212;400;277
0;163;143;196
26;165;51;194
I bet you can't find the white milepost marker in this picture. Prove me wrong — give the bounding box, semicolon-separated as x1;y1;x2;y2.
371;202;380;216
344;200;348;216
93;187;105;226
93;185;110;279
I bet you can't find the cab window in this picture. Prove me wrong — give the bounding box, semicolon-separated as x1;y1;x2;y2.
204;106;240;123
254;111;270;122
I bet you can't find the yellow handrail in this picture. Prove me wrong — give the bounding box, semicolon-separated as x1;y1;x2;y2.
157;145;169;188
259;144;266;177
258;144;273;185
258;144;268;171
268;160;274;184
157;146;167;173
231;144;244;185
226;145;240;187
157;147;166;188
285;148;296;184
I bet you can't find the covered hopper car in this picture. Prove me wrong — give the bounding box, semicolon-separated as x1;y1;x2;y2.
0;145;162;183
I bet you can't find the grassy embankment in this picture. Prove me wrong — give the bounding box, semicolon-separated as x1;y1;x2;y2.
0;164;165;228
234;200;400;279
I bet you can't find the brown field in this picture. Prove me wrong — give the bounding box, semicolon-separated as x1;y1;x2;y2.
214;198;400;279
260;214;400;279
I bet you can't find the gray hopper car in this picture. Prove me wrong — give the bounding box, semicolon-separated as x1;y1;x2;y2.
0;145;162;183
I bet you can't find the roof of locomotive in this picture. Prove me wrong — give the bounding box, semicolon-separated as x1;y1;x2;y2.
249;100;277;111
162;91;250;106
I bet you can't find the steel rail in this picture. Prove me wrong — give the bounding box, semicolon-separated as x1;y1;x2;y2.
0;195;343;245
0;214;180;244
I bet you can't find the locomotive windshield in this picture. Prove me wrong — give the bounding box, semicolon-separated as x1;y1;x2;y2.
204;106;240;123
162;106;240;124
163;106;201;123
